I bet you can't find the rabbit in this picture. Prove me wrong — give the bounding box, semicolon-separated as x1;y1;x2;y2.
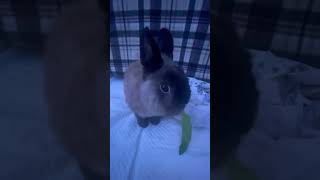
124;27;191;128
44;0;107;180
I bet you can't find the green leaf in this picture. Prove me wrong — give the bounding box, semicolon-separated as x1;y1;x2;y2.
179;112;192;155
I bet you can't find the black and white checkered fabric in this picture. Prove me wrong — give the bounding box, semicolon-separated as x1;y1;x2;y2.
110;0;211;82
214;0;320;68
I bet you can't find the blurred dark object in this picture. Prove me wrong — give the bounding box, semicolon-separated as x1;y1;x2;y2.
213;14;259;168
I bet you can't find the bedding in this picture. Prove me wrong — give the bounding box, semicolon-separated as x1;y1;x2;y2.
110;76;211;180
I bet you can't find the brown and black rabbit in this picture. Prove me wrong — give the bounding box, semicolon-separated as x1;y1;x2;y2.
44;0;107;179
124;27;191;128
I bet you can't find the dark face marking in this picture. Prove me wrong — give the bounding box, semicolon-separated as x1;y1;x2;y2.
157;66;191;111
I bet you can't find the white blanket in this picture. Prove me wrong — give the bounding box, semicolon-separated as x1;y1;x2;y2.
110;77;211;180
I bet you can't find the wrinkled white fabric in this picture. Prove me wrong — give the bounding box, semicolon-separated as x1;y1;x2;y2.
110;77;210;180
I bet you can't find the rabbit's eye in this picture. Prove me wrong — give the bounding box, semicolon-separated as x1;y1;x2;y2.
160;83;170;94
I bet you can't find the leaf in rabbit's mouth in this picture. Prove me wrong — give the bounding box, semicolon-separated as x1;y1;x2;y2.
179;111;192;155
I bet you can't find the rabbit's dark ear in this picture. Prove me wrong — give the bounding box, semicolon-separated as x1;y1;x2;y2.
140;27;163;72
157;28;174;58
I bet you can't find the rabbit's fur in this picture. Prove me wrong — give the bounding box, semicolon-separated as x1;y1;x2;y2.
124;27;191;128
44;0;107;179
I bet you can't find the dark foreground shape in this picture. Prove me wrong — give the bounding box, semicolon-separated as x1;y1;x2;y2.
213;14;259;168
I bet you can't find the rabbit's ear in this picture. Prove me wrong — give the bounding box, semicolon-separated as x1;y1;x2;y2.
140;27;163;72
157;28;174;58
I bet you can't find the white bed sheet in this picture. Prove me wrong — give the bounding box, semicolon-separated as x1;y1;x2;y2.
110;77;211;180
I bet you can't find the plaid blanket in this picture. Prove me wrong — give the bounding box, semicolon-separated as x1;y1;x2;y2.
110;0;211;82
214;0;320;68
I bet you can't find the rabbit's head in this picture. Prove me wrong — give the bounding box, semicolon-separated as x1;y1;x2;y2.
124;27;191;118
